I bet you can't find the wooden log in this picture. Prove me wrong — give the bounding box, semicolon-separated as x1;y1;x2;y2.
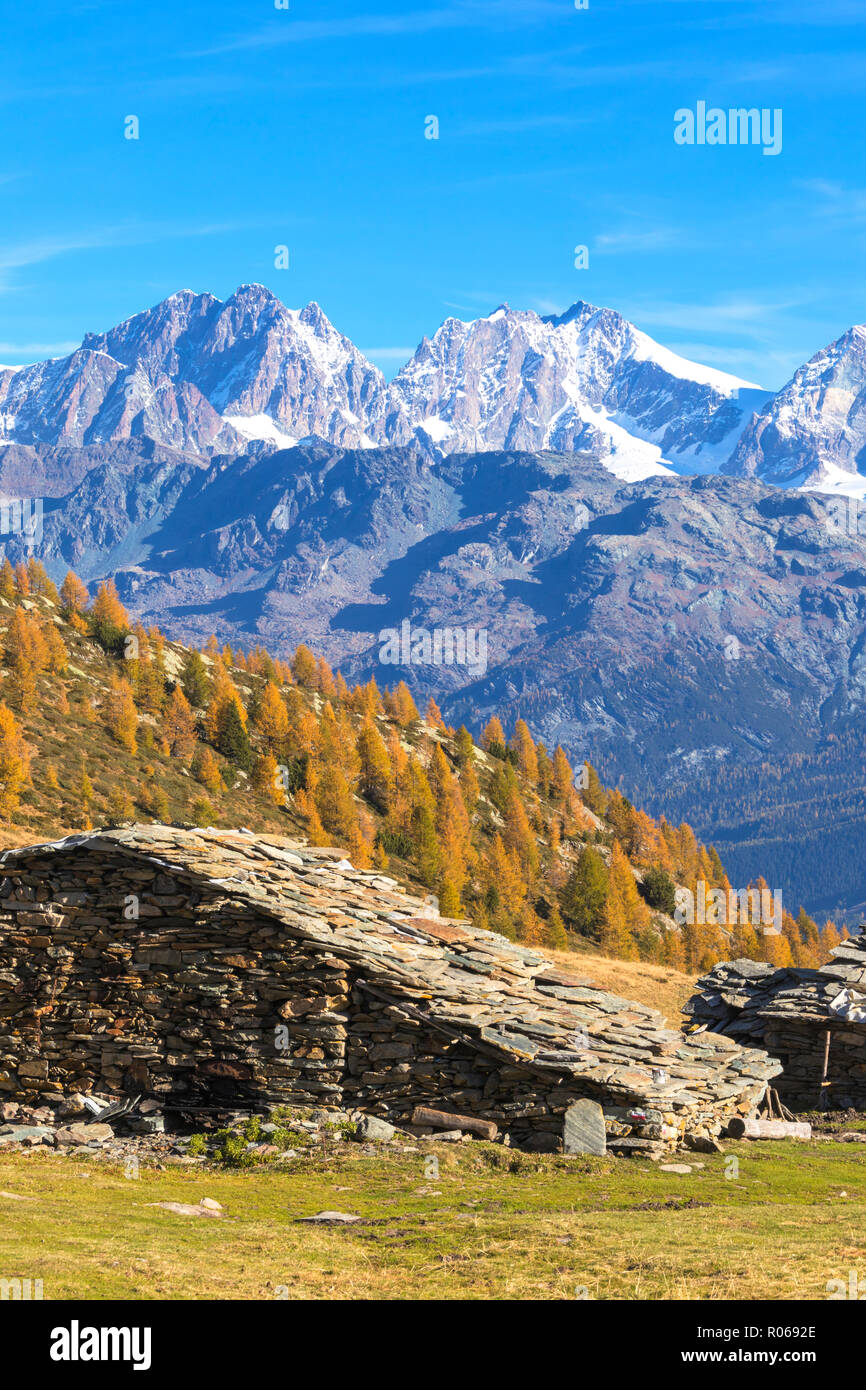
820;1029;832;1111
727;1117;811;1140
411;1105;498;1141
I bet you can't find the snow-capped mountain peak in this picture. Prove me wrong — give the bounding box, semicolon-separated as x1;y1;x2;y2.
10;286;866;493
725;324;866;492
1;287;386;452
384;299;769;479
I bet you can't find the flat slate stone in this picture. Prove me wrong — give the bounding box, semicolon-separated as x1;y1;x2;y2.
607;1136;666;1156
298;1210;361;1224
0;1125;53;1142
147;1202;222;1218
563;1098;606;1156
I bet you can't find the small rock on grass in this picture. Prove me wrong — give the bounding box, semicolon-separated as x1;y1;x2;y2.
0;1190;35;1201
298;1211;361;1224
0;1125;54;1143
147;1200;223;1218
659;1163;693;1174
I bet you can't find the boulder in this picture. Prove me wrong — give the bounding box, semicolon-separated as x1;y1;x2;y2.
148;1202;222;1218
58;1093;89;1120
354;1115;396;1143
55;1122;114;1146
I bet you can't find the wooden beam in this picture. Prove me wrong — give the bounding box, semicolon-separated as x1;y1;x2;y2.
411;1105;498;1140
727;1117;812;1140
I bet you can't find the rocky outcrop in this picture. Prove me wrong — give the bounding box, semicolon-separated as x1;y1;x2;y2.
0;825;779;1151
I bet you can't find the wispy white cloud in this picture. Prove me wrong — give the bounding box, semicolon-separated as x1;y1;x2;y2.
447;161;589;193
529;296;568;315
442;291;512;312
0;341;79;360
663;339;804;382
454;113;593;138
625;296;809;334
0;229;129;274
619;293;824;390
798;178;866;227
0;219;265;292
697;0;866;28
595;226;684;255
194;2;568;58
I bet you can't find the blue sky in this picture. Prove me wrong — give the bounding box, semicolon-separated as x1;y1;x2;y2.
1;0;865;385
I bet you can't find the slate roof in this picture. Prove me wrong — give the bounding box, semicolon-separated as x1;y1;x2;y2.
0;825;781;1111
686;937;866;1037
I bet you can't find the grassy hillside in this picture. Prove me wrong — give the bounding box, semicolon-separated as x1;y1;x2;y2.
547;949;697;1020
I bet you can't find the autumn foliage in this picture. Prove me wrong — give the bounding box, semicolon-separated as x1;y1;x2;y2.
0;565;846;976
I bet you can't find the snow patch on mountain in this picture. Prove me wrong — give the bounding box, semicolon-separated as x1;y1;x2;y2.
222;413;298;448
799;461;866;499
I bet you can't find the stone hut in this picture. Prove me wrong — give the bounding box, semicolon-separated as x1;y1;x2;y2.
0;826;781;1151
685;938;866;1111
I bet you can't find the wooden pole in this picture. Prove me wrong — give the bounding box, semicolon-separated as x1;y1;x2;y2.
820;1028;832;1111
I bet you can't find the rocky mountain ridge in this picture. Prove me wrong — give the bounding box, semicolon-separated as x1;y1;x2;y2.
5;282;866;492
8;434;866;916
0;285;768;483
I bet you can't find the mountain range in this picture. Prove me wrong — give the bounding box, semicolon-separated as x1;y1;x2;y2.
4;285;866;920
4;284;866;493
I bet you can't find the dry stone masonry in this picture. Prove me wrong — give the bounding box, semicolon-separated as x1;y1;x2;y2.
0;826;781;1152
686;938;866;1111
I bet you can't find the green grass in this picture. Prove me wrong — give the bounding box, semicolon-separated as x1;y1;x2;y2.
1;1139;864;1300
